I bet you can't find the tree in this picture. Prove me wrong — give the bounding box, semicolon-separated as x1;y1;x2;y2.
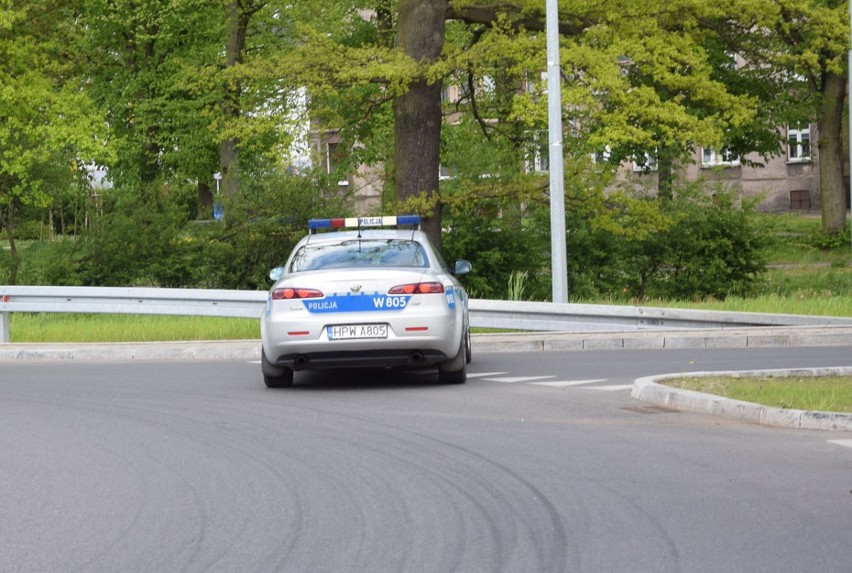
391;0;448;248
761;0;850;234
83;0;231;196
0;0;107;284
383;1;792;245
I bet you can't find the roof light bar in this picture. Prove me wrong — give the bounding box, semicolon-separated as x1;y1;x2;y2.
308;215;421;232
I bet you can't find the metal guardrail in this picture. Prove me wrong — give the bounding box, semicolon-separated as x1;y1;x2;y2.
3;285;852;343
468;299;852;331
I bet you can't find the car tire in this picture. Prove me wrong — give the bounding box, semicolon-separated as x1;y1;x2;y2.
439;335;467;384
464;326;472;364
261;348;294;388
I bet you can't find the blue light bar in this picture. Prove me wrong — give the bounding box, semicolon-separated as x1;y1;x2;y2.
395;215;421;226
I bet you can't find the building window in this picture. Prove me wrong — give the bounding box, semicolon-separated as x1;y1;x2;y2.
591;146;611;165
526;134;550;173
632;151;658;173
787;123;811;162
790;190;811;209
701;147;739;167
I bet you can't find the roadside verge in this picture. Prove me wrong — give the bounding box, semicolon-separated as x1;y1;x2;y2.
631;367;852;432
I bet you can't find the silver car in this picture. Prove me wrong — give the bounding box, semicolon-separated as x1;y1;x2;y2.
260;216;472;388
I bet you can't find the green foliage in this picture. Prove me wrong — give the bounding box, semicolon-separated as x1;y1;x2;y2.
0;246;11;284
42;166;351;289
15;239;80;286
441;189;550;300
203;168;351;290
566;183;768;301
75;186;196;286
507;271;529;301
805;228;850;251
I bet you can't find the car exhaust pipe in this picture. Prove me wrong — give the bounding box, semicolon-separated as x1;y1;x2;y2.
294;355;310;370
408;351;425;366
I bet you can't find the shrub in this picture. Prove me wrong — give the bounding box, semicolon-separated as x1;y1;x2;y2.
566;183;768;301
442;200;550;300
74;185;192;286
806;228;850;251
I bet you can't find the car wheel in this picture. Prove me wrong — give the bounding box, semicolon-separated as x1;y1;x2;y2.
439;336;466;384
465;326;472;364
261;348;294;388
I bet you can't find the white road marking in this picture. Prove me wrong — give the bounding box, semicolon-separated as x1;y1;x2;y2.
532;379;608;387
827;439;852;449
488;375;556;384
247;360;261;364
467;372;509;379
589;384;636;392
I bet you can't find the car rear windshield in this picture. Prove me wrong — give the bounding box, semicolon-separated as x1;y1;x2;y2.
289;239;430;272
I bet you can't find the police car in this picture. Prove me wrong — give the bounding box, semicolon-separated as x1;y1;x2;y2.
260;215;472;387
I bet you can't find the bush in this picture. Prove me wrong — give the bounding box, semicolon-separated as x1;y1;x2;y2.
16;239;81;286
74;186;193;286
566;183;768;301
806;228;850;251
442;199;550;300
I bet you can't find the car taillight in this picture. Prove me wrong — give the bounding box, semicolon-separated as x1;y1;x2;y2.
388;282;444;294
271;288;324;300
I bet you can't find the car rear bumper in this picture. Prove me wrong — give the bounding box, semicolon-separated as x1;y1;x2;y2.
269;348;451;371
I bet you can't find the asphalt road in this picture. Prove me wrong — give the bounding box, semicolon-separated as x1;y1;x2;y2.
1;346;851;572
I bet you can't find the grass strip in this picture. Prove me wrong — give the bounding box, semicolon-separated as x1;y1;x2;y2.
663;375;852;413
10;313;259;343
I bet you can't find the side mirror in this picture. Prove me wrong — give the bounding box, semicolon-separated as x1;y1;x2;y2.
269;267;285;282
453;259;472;276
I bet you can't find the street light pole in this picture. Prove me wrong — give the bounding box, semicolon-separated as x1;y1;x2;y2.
546;0;569;302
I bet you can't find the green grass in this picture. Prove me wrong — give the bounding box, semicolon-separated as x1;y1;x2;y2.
10;313;259;343
663;375;852;413
631;293;852;317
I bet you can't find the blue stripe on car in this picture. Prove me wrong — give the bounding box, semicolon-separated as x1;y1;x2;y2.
303;293;412;313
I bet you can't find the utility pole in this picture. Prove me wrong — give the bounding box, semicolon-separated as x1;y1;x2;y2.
546;0;568;302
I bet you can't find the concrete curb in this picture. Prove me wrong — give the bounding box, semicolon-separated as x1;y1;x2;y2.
631;367;852;432
3;326;852;361
0;340;262;362
472;326;852;353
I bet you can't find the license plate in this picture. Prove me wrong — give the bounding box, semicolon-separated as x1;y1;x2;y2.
328;324;388;340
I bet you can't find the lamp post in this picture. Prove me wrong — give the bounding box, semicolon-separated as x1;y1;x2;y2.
546;0;568;302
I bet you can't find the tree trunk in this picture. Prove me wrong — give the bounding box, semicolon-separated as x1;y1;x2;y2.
817;71;847;234
1;202;19;285
197;181;213;219
220;1;251;199
393;0;447;250
656;145;676;200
